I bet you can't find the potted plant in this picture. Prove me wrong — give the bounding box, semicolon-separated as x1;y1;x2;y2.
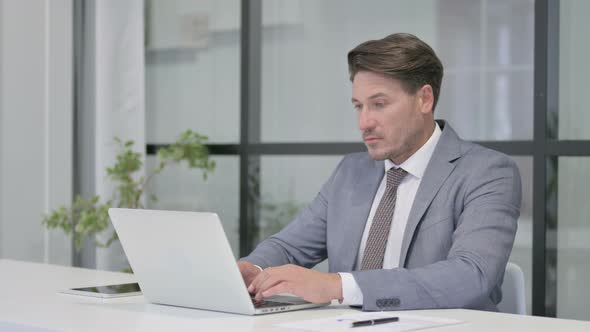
42;130;215;253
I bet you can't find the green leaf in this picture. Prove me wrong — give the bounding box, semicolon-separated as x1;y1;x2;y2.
41;131;215;261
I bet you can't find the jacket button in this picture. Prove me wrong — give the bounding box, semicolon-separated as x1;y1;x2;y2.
376;299;384;308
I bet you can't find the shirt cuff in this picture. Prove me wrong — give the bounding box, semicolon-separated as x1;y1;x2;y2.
253;264;263;272
337;272;363;306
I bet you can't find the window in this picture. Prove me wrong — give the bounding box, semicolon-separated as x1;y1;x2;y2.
144;0;590;317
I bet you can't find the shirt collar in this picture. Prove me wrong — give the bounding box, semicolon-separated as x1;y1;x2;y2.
384;122;442;179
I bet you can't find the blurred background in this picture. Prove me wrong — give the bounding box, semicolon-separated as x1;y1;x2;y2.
0;0;588;320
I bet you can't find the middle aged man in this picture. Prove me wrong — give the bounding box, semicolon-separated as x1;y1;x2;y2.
238;33;522;312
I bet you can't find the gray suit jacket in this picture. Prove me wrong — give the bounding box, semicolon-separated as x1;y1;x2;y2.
242;120;522;311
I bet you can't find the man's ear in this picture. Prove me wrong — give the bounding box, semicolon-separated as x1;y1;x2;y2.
418;85;434;114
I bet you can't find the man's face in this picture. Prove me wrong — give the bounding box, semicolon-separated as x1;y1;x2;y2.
352;71;433;164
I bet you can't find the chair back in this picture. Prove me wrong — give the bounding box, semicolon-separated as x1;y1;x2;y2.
498;262;526;315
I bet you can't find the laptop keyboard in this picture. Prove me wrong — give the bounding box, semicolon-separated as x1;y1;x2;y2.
251;298;294;308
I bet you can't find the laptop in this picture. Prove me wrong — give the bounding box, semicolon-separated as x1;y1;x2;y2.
108;208;325;315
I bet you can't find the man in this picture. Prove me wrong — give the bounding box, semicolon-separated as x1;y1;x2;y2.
238;33;521;311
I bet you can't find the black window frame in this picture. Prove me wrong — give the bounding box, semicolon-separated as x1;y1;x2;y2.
141;0;590;318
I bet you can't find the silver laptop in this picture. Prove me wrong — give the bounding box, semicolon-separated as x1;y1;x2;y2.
108;208;324;315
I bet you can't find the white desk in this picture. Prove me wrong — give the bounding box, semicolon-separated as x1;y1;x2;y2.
1;259;589;331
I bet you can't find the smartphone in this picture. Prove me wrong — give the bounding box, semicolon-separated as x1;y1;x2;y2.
60;282;142;298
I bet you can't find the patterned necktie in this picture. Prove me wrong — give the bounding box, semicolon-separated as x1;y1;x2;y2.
360;167;408;270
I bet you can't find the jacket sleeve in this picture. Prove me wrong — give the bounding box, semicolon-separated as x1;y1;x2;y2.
351;155;522;311
239;157;346;269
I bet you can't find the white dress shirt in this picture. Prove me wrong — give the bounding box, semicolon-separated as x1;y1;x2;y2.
338;123;442;305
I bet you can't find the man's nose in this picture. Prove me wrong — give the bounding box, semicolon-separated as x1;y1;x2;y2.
358;109;375;132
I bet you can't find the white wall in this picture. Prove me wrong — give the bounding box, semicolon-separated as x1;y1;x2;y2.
0;0;72;265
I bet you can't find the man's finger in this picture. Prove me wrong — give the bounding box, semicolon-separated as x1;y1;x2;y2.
254;273;284;301
254;280;277;301
248;269;265;291
256;273;284;296
261;281;292;299
248;268;273;293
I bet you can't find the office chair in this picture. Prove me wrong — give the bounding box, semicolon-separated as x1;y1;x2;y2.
498;262;527;315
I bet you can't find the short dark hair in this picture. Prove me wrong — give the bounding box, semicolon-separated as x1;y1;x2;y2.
347;33;444;111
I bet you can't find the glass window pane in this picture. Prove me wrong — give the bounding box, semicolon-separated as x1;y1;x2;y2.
509;156;533;315
257;155;342;272
145;0;240;144
257;156;340;242
556;157;590;319
145;156;240;257
437;0;534;141
260;0;534;142
559;0;590;139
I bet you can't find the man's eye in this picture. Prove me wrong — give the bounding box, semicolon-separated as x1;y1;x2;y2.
374;102;385;109
353;104;362;112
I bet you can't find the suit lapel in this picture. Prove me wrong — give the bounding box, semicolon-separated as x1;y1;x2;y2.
341;159;384;272
399;121;464;267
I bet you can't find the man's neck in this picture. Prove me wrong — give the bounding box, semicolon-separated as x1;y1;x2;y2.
390;121;437;165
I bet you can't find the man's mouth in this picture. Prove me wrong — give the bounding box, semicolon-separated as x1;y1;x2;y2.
364;136;379;143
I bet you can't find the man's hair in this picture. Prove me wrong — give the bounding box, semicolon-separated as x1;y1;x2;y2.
347;33;444;112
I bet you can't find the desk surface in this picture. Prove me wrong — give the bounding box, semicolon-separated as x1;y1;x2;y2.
1;259;589;332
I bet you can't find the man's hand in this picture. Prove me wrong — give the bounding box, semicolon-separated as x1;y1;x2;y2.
238;261;262;286
247;264;342;304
